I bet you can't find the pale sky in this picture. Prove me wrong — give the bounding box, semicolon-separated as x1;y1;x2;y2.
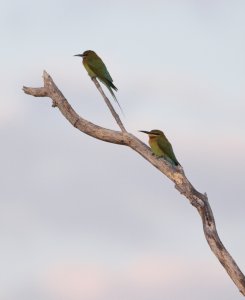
1;1;245;299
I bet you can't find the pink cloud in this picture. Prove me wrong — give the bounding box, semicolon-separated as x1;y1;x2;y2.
40;254;225;300
42;263;108;300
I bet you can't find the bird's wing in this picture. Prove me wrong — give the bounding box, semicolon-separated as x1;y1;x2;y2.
86;54;122;111
158;138;179;164
87;55;113;82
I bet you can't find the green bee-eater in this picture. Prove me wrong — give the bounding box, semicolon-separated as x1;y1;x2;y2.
140;129;180;166
74;50;123;112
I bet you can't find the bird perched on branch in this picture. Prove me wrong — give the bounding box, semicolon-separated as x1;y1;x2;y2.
140;129;180;166
74;50;123;112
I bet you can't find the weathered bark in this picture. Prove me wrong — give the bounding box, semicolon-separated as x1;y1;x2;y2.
23;71;245;296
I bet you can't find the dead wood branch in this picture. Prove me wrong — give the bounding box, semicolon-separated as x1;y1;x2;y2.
23;71;245;296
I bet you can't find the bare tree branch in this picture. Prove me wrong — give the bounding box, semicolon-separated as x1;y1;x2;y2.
23;71;245;296
91;77;126;132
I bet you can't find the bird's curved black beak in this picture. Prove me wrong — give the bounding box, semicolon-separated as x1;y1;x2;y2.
74;54;84;57
139;130;150;134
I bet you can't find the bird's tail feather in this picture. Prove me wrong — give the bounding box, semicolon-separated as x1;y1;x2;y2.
108;86;124;115
110;82;118;92
101;78;124;115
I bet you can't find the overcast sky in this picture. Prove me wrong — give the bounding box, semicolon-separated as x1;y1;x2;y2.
1;1;245;299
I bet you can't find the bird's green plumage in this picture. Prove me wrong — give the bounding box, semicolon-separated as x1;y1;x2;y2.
75;50;123;113
141;129;180;166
